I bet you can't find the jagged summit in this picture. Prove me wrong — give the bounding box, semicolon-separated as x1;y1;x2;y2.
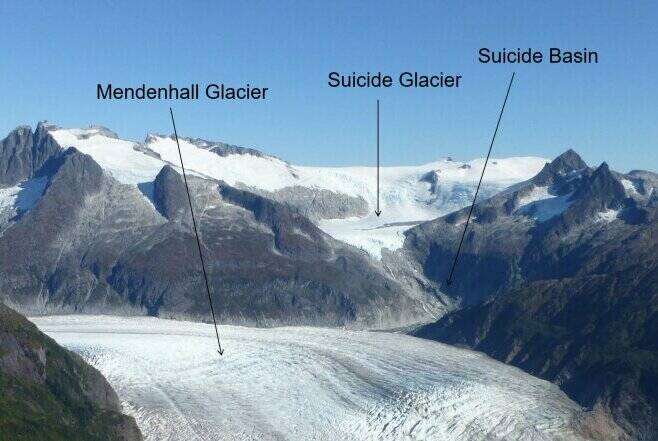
552;148;587;170
0;122;62;186
11;125;32;134
532;148;588;186
441;149;656;229
577;161;626;202
36;120;59;131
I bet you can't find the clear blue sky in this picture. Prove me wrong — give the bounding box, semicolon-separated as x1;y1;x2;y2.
1;1;656;172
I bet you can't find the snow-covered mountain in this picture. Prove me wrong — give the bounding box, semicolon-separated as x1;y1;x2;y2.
0;120;547;328
0;122;452;327
45;122;547;257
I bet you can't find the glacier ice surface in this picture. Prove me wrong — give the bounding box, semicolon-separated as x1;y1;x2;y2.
32;315;590;441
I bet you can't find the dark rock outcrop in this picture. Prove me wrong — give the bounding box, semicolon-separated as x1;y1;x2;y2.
237;184;369;221
0;122;61;186
152;165;190;221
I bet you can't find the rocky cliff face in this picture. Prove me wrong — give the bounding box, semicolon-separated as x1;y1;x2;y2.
0;302;142;440
236;184;369;221
0;123;61;187
406;151;658;439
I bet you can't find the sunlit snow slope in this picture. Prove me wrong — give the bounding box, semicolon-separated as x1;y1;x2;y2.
48;125;547;258
33;316;590;441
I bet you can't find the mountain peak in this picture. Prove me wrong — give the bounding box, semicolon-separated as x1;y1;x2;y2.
549;149;588;173
1;124;60;186
9;125;33;137
586;161;624;197
36;120;59;132
532;149;588;186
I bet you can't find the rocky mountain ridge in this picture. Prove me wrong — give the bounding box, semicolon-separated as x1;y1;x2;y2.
405;150;657;440
401;149;656;305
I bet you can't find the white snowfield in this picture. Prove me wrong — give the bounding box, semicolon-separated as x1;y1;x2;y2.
0;176;49;235
514;185;575;222
48;126;548;257
0;176;48;211
33;315;591;441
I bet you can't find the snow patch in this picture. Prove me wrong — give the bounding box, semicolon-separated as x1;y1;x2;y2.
49;128;165;185
515;186;574;222
0;176;48;213
621;178;639;196
596;208;619;223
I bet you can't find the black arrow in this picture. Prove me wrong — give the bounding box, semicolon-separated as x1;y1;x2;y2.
375;99;382;217
169;107;225;356
446;72;516;287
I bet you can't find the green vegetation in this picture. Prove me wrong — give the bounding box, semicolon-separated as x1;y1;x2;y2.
0;303;141;441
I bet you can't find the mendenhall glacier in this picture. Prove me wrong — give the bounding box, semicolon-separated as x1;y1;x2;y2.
32;315;594;441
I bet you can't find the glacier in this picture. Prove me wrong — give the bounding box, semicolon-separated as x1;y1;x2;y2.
33;315;591;441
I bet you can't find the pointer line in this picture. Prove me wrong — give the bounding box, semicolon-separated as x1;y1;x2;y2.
169;107;224;356
446;72;516;286
375;99;381;216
